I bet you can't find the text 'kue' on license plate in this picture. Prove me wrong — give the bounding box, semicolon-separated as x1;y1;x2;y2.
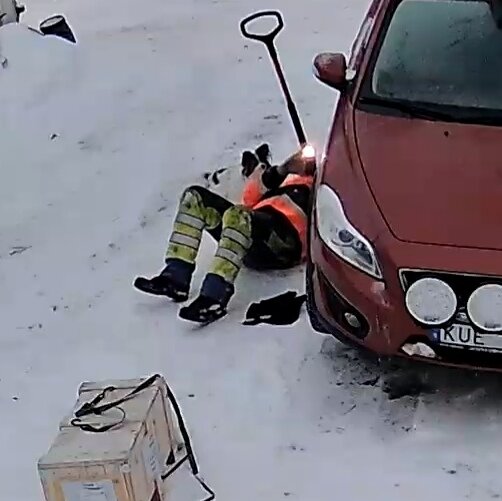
431;324;502;353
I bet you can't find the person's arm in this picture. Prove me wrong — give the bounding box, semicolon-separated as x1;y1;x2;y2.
260;163;289;190
241;163;271;207
241;148;315;207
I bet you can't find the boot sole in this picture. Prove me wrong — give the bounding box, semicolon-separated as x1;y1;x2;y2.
133;277;188;303
178;307;227;324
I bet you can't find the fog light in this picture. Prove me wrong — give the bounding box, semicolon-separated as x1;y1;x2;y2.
344;312;361;329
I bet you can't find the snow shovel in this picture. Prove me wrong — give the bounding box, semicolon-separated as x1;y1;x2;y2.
240;11;314;327
240;10;308;147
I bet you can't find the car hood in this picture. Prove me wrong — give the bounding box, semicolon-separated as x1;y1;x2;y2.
354;110;502;250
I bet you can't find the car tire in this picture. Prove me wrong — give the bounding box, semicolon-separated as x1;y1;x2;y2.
305;260;380;361
305;260;331;334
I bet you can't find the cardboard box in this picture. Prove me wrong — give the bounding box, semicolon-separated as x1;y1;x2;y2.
38;377;180;501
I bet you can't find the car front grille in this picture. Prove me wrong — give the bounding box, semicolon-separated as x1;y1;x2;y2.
400;270;502;369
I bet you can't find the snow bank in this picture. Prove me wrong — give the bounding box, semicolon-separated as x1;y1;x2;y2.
0;22;81;233
0;23;77;105
0;0;18;25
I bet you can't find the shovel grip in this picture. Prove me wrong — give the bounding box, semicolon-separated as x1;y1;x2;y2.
240;10;284;45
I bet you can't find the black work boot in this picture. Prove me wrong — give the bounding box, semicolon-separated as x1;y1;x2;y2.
179;273;234;323
134;259;195;302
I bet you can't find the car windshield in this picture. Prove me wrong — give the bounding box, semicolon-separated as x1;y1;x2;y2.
360;0;502;120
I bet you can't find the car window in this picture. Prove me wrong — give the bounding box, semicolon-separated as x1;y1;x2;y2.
347;15;375;78
369;0;502;111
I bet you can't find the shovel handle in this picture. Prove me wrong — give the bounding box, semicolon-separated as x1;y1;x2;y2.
240;10;284;45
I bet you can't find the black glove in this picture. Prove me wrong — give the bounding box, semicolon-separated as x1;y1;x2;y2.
243;291;307;326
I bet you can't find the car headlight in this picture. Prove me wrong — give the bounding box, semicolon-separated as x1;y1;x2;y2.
315;184;382;279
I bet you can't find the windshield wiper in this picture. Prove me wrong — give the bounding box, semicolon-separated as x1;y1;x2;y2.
358;96;457;121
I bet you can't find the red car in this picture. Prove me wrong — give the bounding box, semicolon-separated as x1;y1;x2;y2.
306;0;502;372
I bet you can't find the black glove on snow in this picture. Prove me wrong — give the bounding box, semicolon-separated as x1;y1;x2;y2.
243;291;306;326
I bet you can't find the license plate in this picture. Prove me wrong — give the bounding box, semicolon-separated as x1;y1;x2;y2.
431;324;502;353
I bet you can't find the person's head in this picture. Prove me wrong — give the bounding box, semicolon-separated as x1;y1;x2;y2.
241;143;272;177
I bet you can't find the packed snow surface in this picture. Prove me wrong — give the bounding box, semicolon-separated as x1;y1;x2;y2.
1;1;502;500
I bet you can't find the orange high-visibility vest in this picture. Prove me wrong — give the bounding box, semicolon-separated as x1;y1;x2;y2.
241;172;313;257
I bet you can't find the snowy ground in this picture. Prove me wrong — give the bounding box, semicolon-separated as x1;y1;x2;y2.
1;0;502;500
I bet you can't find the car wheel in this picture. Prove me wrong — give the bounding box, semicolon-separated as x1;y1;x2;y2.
305;260;381;360
305;260;331;334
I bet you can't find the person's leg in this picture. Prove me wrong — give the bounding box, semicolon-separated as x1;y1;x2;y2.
202;207;300;290
244;208;302;270
179;204;253;322
164;185;232;262
179;206;301;322
134;186;233;301
200;205;253;300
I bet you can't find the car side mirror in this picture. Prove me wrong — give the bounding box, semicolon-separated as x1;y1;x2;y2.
313;52;348;91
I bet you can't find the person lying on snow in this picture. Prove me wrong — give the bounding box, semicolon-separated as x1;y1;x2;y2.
134;143;316;324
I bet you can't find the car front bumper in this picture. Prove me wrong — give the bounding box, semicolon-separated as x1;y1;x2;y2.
307;235;502;373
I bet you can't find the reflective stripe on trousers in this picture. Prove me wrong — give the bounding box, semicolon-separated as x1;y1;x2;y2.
208;206;252;283
166;188;213;264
